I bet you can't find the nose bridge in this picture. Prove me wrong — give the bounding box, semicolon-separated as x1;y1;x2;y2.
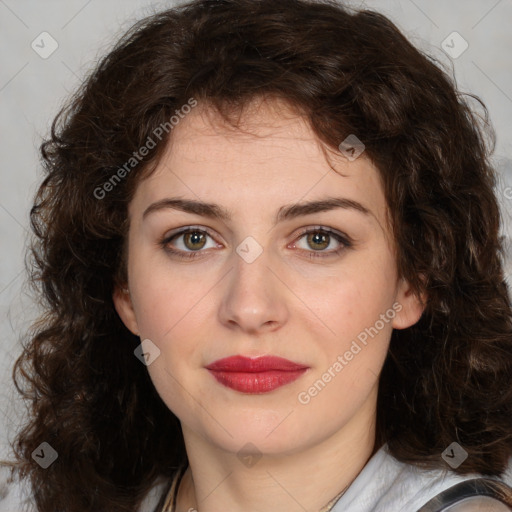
233;236;272;289
217;235;288;332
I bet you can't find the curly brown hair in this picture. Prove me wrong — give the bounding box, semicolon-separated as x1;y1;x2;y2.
5;0;512;511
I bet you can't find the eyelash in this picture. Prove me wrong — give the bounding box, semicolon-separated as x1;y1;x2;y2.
160;226;352;261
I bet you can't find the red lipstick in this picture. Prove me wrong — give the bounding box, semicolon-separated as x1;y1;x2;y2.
205;355;309;394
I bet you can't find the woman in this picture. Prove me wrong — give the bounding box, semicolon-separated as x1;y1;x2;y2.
4;0;512;511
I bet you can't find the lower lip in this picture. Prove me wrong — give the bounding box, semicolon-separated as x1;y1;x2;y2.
207;369;308;393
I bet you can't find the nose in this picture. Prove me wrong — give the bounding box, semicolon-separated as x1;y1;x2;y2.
217;246;289;335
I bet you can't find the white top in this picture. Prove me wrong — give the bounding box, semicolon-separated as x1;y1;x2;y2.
1;444;511;511
329;444;512;511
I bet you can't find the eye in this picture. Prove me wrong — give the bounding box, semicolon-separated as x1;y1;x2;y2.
292;227;351;259
161;227;219;259
160;225;352;261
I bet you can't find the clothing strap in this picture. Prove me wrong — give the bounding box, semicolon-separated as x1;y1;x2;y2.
416;478;512;511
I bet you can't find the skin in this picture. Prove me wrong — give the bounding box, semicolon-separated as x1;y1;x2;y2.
113;97;425;512
443;499;511;512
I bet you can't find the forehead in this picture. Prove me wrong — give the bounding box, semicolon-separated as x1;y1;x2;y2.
162;98;330;166
131;98;389;232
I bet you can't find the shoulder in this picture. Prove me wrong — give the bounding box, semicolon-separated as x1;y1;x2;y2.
330;445;512;512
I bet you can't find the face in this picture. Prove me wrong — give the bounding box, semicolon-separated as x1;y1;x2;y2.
114;97;423;456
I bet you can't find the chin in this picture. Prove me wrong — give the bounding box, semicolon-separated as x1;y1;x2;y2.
197;413;316;457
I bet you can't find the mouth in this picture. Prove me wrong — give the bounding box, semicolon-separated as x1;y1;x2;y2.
205;355;309;394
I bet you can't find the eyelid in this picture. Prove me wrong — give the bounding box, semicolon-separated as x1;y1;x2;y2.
292;225;351;242
161;225;218;242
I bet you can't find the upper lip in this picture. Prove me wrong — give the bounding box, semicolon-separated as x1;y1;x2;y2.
205;355;309;372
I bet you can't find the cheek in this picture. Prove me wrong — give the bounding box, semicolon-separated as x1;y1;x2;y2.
128;244;211;339
294;249;398;344
127;251;214;384
129;270;211;419
294;264;395;428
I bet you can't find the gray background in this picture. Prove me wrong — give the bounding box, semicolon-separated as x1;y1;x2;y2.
0;0;511;500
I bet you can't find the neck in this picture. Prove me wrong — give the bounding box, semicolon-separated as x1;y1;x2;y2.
175;389;379;512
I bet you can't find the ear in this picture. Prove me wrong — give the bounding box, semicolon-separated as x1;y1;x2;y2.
392;277;426;330
112;284;140;336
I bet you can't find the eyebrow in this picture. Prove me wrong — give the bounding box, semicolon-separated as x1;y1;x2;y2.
142;196;372;224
